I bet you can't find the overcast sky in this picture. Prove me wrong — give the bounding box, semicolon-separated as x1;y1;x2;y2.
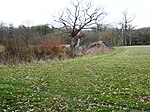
0;0;149;28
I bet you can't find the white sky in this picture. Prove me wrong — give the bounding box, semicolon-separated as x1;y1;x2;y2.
0;0;149;28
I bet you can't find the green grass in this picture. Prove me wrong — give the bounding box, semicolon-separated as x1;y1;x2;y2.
0;46;150;111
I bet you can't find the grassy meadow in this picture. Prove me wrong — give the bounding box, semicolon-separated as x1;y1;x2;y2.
0;46;150;111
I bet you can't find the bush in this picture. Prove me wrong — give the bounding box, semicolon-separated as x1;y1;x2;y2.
40;36;63;54
0;36;35;65
0;33;74;65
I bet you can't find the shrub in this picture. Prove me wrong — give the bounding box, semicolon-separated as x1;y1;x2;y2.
0;32;74;65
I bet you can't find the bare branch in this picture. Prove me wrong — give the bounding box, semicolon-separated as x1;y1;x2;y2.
54;0;106;49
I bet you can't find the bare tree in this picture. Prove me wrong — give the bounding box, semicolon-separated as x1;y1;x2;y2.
119;10;135;46
55;0;106;50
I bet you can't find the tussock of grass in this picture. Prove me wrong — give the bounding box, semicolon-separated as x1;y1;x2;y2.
0;46;150;111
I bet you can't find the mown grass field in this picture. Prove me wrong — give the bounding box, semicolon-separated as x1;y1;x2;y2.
0;46;150;111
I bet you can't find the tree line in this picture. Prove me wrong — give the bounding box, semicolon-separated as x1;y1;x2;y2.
0;23;150;65
0;0;150;65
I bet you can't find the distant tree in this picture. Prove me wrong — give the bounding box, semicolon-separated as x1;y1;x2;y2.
132;27;150;45
119;10;135;45
32;24;54;36
0;22;8;44
55;0;106;50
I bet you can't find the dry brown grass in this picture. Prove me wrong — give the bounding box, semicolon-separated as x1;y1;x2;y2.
40;36;64;55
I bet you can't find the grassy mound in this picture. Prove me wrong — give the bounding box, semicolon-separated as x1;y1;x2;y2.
0;46;150;111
